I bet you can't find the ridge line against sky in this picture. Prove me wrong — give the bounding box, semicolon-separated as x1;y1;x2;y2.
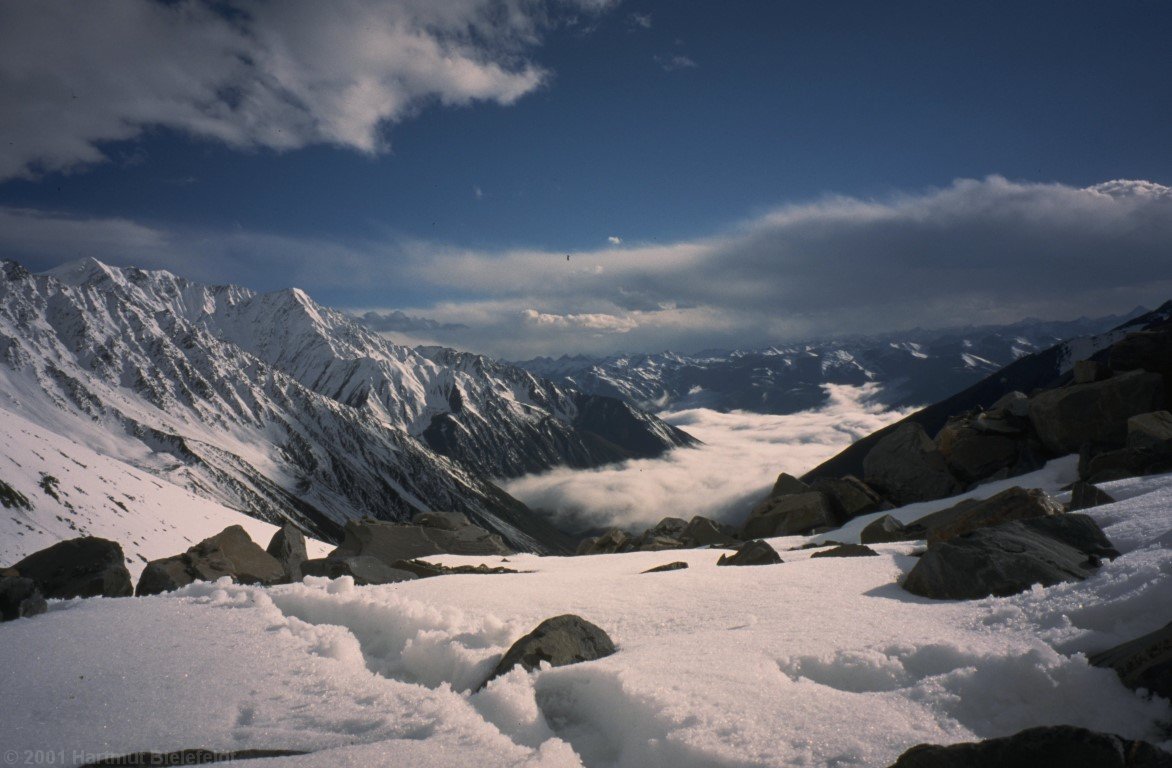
1;1;1171;358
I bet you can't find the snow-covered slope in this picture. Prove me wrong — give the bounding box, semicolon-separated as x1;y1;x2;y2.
0;258;690;552
1;468;1168;766
516;310;1147;414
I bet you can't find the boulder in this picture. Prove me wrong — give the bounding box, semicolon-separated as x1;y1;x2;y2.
391;559;519;578
1028;370;1165;455
924;486;1064;546
1089;621;1172;701
1082;439;1172;484
860;514;923;544
479;614;616;689
936;419;1021;485
717;539;783;567
863;423;962;506
12;537;133;599
989;391;1031;418
886;725;1172;768
679;516;740;547
809;544;879;558
1068;481;1115;511
300;556;418;586
136;526;285;596
810;476;884;520
266;523;308;580
577;528;634;556
636;534;685;552
329;517;511;565
1109;330;1172;376
903;515;1119;600
1073;359;1113;384
0;576;47;621
641;561;689;574
1127;411;1172;449
743;491;837;538
769;472;810;497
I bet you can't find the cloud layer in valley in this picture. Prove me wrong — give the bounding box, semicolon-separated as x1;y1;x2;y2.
503;384;913;533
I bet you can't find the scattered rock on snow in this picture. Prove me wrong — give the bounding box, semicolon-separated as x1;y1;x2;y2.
1068;481;1116;511
1127;411;1172;449
886;725;1172;768
266;523;308;581
1089;621;1172;702
576;528;633;556
743;491;837;538
137;526;285;596
479;614;616;690
863;422;962;506
1028;369;1165;455
641;561;688;574
717;539;783;567
923;486;1064;546
680;515;740;547
328;516;511;565
810;475;885;520
809;544;879;559
390;559;520;578
12;536;133;599
860;514;923;544
0;576;47;621
300;556;418;586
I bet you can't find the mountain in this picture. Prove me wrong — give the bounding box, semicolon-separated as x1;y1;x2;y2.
0;258;692;553
515;312;1146;415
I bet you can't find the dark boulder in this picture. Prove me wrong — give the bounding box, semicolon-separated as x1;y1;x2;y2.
861;514;924;544
810;476;885;520
1109;330;1172;377
300;556;418;586
479;614;616;690
266;523;308;581
717;539;783;567
13;537;133;599
809;544;879;558
680;515;740;547
136;526;285;596
641;561;689;574
1089;621;1172;701
1028;370;1165;455
0;576;47;621
1073;359;1113;384
886;725;1172;768
743;491;837;538
903;515;1119;600
1068;481;1116;511
923;486;1063;546
577;528;634;556
769;472;811;497
863;423;962;506
329;517;511;565
1082;439;1172;484
391;559;519;578
1128;411;1172;449
935;417;1022;485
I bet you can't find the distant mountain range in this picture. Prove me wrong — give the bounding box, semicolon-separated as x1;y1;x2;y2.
0;258;693;553
514;312;1147;415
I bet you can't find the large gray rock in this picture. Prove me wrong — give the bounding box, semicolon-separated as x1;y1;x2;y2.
330;517;511;565
1028;370;1165;455
1089;621;1172;701
136;525;285;596
1127;411;1172;449
923;486;1064;546
300;556;418;586
680;515;740;547
903;515;1119;600
809;544;879;559
810;476;884;520
577;528;633;556
1109;330;1172;376
479;614;616;690
1082;439;1172;484
1068;481;1115;511
266;523;308;580
717;539;783;567
860;514;923;544
0;576;47;621
935;417;1021;484
863;423;962;506
743;491;837;537
886;725;1172;768
12;537;133;599
769;472;811;497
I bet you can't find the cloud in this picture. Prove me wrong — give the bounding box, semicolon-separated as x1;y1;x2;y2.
503;384;912;532
629;12;652;29
655;54;698;72
607;235;622;245
522;309;637;333
355;310;468;333
0;0;612;181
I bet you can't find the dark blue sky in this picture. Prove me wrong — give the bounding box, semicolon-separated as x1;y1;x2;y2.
1;0;1170;355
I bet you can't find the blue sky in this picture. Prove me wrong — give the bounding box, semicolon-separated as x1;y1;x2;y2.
1;1;1171;357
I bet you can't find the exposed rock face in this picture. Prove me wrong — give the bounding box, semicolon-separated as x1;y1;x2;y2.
12;537;133;599
863;423;962;506
136;526;286;596
886;725;1172;768
769;473;811;497
903;515;1119;600
480;614;616;689
641;561;689;574
861;514;922;544
743;491;837;538
809;544;879;558
1068;481;1116;511
1127;411;1172;449
1028;370;1165;455
810;476;885;520
266;523;308;580
0;576;47;621
1089;621;1172;702
717;539;783;567
924;486;1064;546
300;556;418;586
328;517;511;565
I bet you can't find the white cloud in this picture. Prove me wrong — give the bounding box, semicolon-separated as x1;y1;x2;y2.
607;235;622;245
503;384;912;532
655;54;698;72
0;0;612;181
522;309;637;333
629;12;652;29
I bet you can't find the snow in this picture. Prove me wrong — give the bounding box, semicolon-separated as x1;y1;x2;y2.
2;470;1169;767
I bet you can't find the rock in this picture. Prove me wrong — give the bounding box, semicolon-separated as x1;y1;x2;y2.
636;534;685;552
136;526;285;596
641;561;688;574
810;476;884;520
924;486;1064;546
1089;621;1172;701
412;510;471;531
717;539;783;567
860;514;923;544
391;559;520;578
12;536;133;599
1109;330;1172;376
769;472;810;497
329;517;511;565
266;523;308;580
886;725;1172;768
1127;411;1172;449
1068;481;1115;511
1083;440;1172;484
903;515;1119;600
1028;369;1165;455
1073;359;1113;384
574;536;598;555
743;491;837;537
809;544;879;558
577;528;633;556
989;391;1030;418
936;418;1021;484
863;423;962;506
300;556;418;585
648;516;688;537
679;515;739;547
480;614;616;689
0;576;47;621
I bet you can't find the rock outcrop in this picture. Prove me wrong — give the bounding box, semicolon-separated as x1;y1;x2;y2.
11;537;133;599
743;491;838;538
863;423;962;506
136;526;286;596
1028;370;1164;455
